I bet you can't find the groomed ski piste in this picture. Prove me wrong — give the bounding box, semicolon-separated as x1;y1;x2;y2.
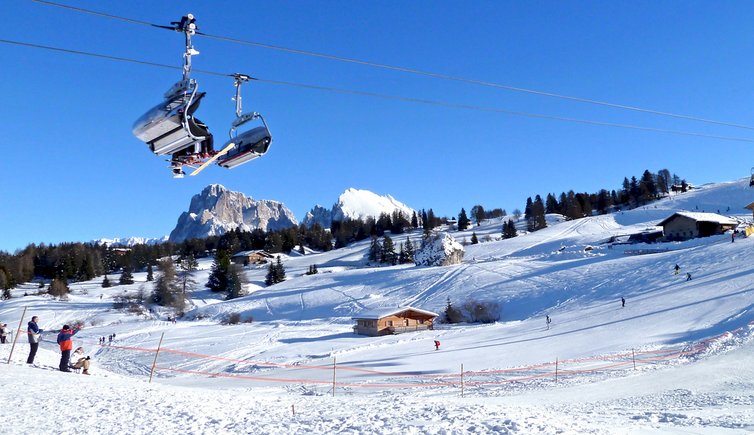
2;179;754;434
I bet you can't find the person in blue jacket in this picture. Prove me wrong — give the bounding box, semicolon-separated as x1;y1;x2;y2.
27;316;43;364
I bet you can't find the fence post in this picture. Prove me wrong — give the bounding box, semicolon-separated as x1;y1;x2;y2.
332;357;337;397
555;357;558;383
148;332;165;383
461;363;464;398
6;306;27;365
292;404;295;416
632;348;636;370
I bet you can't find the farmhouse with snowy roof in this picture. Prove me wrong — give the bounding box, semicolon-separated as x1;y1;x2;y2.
658;212;737;241
231;250;274;266
352;306;439;336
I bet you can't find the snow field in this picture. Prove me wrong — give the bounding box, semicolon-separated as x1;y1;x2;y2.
1;179;754;433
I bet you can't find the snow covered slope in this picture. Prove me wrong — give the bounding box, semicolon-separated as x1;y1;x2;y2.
2;178;754;433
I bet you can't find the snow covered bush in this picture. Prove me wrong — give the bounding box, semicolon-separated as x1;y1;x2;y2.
414;232;464;266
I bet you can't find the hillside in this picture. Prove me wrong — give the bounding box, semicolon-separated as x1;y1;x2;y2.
1;179;753;433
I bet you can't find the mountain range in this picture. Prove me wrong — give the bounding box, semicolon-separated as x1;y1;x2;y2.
100;185;416;246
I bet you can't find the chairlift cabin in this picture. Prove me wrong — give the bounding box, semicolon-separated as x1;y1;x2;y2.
131;14;214;177
132;81;211;156
217;74;272;170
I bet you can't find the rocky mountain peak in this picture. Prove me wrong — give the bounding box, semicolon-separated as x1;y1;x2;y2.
169;185;297;243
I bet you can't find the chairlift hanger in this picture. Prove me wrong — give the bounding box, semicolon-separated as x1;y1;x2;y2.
131;14;271;178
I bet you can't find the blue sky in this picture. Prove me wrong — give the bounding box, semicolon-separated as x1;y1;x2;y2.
3;1;754;252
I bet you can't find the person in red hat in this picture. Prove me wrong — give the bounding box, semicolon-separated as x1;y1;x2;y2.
57;324;81;372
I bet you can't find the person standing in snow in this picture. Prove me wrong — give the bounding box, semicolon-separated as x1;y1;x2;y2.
686;272;692;281
546;315;552;330
621;297;626;308
674;264;680;275
27;316;43;364
57;324;81;372
0;323;8;344
434;340;440;351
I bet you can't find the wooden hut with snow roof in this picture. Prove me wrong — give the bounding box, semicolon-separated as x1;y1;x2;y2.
658;212;737;241
352;306;439;336
231;250;274;266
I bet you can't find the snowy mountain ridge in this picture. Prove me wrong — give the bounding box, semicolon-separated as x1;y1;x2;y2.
304;187;416;228
92;236;169;247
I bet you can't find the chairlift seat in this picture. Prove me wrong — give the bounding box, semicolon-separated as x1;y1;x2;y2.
133;91;212;156
217;126;272;169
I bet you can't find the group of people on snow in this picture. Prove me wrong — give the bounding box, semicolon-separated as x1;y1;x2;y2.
98;334;116;345
18;315;93;375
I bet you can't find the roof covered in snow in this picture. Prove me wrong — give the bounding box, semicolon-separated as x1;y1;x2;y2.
658;212;738;226
352;306;439;320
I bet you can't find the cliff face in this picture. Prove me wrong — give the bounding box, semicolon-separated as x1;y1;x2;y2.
302;205;333;229
168;184;298;243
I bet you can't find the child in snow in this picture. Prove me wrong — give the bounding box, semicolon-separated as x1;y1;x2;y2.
71;346;91;375
0;323;8;344
434;340;440;351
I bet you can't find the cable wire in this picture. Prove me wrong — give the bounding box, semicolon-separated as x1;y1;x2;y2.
3;38;754;144
25;0;754;132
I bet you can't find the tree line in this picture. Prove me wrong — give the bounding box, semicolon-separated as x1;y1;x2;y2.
452;168;683;239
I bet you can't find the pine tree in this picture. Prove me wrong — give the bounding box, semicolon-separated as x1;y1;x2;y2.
471;232;479;244
380;236;396;265
458;208;470;231
153;259;184;313
411;211;419;228
275;256;286;282
207;250;231;292
368;236;382;262
639;169;657;203
503;220;517;239
265;261;276;286
403;237;414;264
102;275;112;288
545;193;559;214
119;265;134;285
226;265;244;300
146;264;154;282
265;256;286;286
533;195;547;230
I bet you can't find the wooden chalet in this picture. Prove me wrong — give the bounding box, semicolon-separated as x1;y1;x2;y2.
658;212;737;241
352;306;439;336
231;250;274;266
